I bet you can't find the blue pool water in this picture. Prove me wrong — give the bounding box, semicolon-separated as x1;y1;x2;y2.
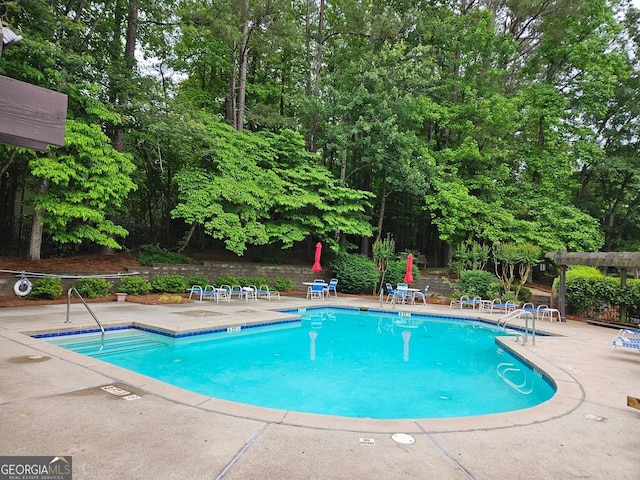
42;308;555;419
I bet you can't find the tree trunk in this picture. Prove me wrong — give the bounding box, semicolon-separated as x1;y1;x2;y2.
235;0;250;132
28;177;50;261
112;0;138;151
227;42;237;125
375;178;387;243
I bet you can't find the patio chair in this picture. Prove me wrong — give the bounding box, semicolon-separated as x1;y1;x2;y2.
396;283;410;304
209;285;231;303
450;295;470;309
307;282;325;300
230;284;244;299
257;285;280;301
412;285;430;305
324;278;339;297
188;285;206;301
385;283;408;304
605;328;640;357
241;285;258;301
488;299;517;314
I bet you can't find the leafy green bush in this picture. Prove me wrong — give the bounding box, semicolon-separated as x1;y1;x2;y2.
384;259;421;286
329;254;378;294
560;266;640;319
138;244;194;266
117;276;152;295
516;286;532;303
186;275;210;288
238;276;269;287
455;270;500;299
274;277;293;292
216;275;238;286
151;274;188;293
28;278;63;300
75;278;112;298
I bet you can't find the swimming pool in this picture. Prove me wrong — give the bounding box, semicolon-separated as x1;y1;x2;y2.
40;308;555;419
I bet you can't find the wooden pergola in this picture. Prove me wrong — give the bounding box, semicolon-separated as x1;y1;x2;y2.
545;249;640;322
0;75;67;150
1;24;67;150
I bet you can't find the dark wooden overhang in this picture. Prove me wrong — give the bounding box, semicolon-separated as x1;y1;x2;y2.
545;249;640;323
0;75;68;150
545;251;640;269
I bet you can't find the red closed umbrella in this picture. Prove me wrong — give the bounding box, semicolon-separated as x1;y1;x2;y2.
404;253;414;284
312;242;322;272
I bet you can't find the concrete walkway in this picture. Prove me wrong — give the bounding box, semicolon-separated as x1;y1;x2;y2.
1;296;638;479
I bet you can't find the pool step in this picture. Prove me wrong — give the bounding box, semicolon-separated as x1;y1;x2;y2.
51;333;165;356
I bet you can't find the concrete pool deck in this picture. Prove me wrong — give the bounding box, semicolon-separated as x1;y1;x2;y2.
0;296;638;479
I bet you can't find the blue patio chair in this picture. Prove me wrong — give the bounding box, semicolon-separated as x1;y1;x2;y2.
308;282;325;300
257;285;280;301
385;283;407;304
412;285;429;305
605;328;640;357
324;278;338;297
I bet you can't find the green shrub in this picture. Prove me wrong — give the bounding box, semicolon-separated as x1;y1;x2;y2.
28;278;63;300
274;277;293;292
384;259;421;286
516;286;532;303
75;278;112;298
559;266;640;319
566;266;604;281
186;275;210;288
329;254;378;294
151;274;188;293
138;244;194;266
238;276;269;287
117;276;152;295
455;270;500;299
216;275;237;286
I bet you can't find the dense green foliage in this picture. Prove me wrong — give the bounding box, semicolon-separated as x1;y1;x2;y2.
215;275;238;287
1;0;639;263
455;270;501;300
273;277;294;292
559;266;640;321
329;254;378;294
74;278;112;298
117;277;152;296
186;275;210;288
384;260;421;287
138;245;194;266
27;278;63;300
150;275;189;294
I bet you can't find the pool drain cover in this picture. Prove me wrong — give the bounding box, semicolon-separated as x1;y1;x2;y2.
392;433;415;445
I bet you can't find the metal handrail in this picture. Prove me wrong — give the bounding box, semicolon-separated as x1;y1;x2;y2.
65;287;105;341
498;309;536;345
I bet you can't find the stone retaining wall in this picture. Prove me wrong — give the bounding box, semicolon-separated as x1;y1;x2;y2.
0;262;454;297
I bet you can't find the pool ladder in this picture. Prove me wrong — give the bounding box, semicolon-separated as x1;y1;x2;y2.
498;309;536;345
65;287;105;346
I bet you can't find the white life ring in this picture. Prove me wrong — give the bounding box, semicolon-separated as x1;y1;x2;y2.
14;278;33;297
